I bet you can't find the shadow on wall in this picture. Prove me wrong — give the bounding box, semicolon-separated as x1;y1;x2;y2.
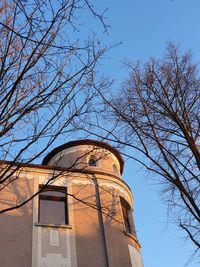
0;176;142;267
0;177;34;267
71;182;140;267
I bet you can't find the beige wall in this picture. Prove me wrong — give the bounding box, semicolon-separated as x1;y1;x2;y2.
100;186;140;267
0;158;141;267
72;183;106;267
48;145;122;178
0;178;34;267
71;178;141;267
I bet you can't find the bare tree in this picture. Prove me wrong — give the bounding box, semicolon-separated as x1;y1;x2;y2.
90;44;200;261
0;0;110;211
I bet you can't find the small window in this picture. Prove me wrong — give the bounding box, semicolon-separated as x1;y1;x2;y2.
88;156;98;167
113;164;119;176
120;197;136;237
39;186;68;225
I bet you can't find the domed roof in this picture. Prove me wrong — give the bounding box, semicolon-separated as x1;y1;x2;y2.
42;139;124;174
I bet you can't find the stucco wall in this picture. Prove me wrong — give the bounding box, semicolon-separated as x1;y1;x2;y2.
71;178;141;267
0;178;34;267
0;139;142;267
72;183;106;267
100;186;140;267
48;145;121;178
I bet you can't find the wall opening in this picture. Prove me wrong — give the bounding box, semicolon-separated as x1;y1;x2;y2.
39;186;68;225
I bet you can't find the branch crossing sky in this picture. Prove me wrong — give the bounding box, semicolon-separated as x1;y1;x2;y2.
93;1;200;266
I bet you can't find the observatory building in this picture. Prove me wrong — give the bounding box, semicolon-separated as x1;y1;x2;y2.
0;139;143;267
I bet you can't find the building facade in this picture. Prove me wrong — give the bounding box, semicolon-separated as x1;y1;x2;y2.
0;139;143;267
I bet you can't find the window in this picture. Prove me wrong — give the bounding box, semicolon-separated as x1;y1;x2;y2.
39;186;68;225
88;155;98;167
113;164;119;176
120;197;136;236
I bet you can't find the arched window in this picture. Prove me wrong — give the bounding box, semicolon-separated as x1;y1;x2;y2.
120;197;136;237
88;156;98;167
113;164;119;176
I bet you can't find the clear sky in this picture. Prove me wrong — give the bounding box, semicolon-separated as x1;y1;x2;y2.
92;1;200;267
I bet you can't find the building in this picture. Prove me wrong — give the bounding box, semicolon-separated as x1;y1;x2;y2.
0;139;143;267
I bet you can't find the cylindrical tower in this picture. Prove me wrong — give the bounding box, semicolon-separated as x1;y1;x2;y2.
0;139;143;267
41;139;143;267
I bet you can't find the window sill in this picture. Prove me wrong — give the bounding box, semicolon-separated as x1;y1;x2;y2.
35;223;72;229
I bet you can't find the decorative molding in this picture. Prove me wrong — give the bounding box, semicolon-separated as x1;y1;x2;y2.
39;176;68;187
35;223;72;229
39;253;70;267
50;230;59;247
70;175;133;205
31;176;77;267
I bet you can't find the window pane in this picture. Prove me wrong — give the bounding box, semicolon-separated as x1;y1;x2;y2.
120;197;132;234
89;157;97;166
40;190;65;197
39;199;66;224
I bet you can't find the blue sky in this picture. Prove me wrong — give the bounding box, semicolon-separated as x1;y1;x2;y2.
92;1;200;266
1;1;199;266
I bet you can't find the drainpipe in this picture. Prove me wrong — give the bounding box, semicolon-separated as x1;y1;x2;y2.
93;175;109;267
